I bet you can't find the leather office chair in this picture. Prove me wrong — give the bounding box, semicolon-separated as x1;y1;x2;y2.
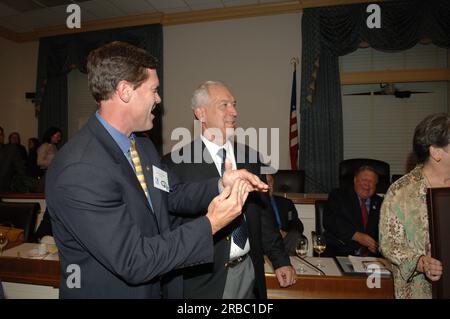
314;199;327;236
339;158;390;193
391;174;403;184
273;170;305;193
0;202;40;242
313;199;335;257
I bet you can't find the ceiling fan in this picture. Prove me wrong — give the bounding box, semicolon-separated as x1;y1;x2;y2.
344;83;432;98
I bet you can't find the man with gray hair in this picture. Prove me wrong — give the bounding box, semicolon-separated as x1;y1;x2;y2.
163;81;296;299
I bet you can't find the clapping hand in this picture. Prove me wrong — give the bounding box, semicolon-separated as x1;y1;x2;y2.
206;179;249;235
220;161;268;193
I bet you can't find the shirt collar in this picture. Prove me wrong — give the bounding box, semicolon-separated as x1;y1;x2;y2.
200;135;232;157
95;111;131;154
358;196;371;206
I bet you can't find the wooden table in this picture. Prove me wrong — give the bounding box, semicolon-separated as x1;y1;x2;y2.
0;256;393;299
0;256;59;288
266;273;394;299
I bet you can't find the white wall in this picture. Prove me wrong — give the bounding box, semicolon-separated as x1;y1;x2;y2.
163;13;302;169
0;38;39;144
340;44;449;175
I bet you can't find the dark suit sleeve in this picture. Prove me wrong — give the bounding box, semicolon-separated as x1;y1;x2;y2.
259;191;291;269
48;163;214;285
323;189;356;246
166;167;219;215
283;198;304;234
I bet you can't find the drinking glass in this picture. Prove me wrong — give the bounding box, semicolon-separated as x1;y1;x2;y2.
295;236;308;273
0;232;8;256
312;233;326;268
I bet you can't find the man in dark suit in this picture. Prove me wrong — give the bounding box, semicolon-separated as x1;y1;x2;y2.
323;165;383;257
266;174;304;256
0;126;26;192
163;81;296;299
46;42;267;299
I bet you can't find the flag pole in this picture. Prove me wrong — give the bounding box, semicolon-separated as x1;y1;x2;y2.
289;57;299;170
290;57;299;70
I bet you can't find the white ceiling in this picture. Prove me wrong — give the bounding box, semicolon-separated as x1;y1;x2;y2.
0;0;291;33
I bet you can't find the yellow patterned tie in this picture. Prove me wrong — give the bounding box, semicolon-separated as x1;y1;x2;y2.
129;139;150;199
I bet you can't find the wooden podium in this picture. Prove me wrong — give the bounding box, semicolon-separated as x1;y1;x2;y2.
426;187;450;299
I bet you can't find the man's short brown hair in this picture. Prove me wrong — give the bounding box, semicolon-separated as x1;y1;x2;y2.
87;41;159;103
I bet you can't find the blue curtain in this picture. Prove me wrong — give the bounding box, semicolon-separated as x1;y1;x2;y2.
300;0;450;192
35;24;163;152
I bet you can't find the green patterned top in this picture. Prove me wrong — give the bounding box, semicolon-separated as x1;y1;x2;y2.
379;164;431;299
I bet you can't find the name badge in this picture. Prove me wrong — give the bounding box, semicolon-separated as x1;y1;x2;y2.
153;165;170;193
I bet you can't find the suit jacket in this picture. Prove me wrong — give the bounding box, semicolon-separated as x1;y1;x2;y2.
323;188;383;256
323;187;382;257
46;115;220;299
272;195;303;233
0;144;26;192
162;139;290;299
272;195;304;256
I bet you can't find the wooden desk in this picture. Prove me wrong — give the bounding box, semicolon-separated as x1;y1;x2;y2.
266;273;394;299
0;192;46;200
1;255;393;299
273;193;328;205
0;256;59;288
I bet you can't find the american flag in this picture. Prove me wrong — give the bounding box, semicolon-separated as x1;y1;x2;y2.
289;69;299;170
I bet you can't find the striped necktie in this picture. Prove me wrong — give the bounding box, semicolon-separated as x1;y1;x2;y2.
129;139;150;199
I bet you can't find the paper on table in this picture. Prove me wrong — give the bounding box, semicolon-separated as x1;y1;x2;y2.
348;255;392;275
1;243;58;260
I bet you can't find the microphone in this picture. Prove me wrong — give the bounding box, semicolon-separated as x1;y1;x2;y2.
296;256;326;276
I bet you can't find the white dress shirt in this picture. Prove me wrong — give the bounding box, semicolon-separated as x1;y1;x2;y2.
201;135;250;259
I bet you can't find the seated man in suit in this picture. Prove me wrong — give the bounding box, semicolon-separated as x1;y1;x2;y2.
266;174;304;256
323;165;383;256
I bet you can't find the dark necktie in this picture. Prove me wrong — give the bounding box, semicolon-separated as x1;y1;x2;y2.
217;148;248;249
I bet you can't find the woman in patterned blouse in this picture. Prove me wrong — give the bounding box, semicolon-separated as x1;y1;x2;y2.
380;113;447;299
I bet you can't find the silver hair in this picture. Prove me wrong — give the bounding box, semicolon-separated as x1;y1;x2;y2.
191;80;227;110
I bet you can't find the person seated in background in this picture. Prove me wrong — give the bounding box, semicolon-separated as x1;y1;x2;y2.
266;174;304;256
26;137;42;178
8;132;27;163
323;165;383;257
0;126;26;193
37;127;62;172
33;208;53;243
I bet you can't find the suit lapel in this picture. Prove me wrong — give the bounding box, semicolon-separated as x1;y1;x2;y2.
196;139;220;178
349;190;364;230
135;140;163;223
